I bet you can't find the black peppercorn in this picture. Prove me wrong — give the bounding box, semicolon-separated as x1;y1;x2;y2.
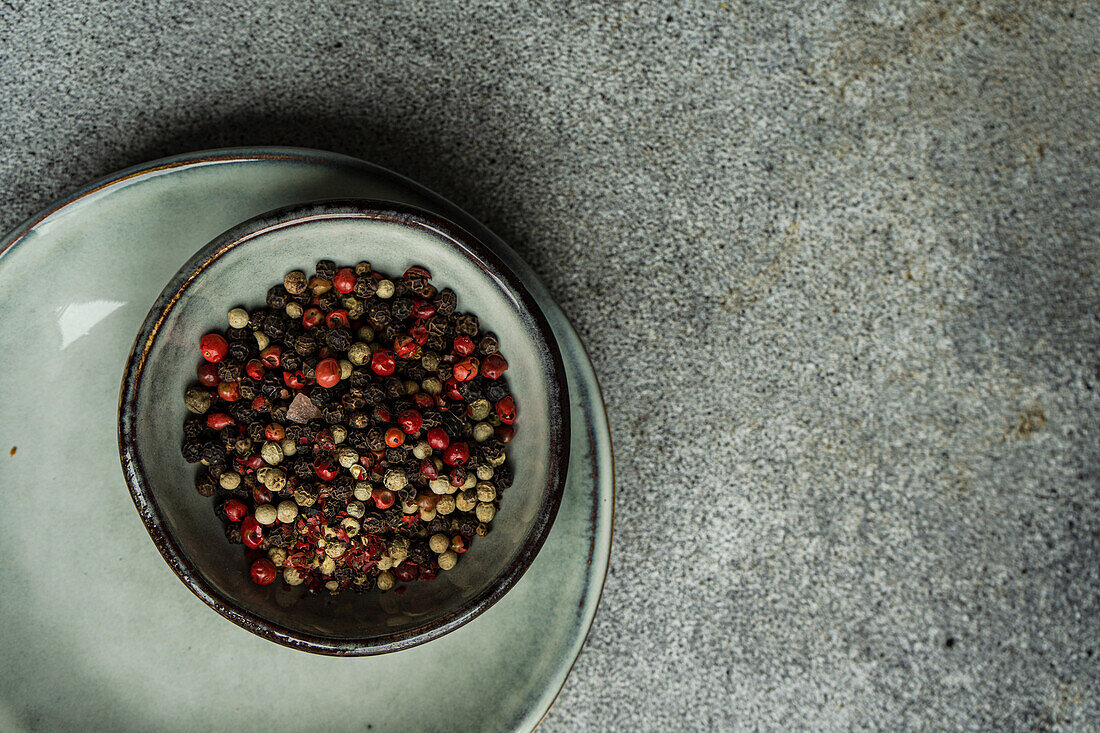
361;513;388;535
421;410;442;429
454;314;479;336
318;290;339;311
404;363;427;382
228;341;251;363
477;333;499;355
195;472;217;496
271;405;289;422
495;465;513;488
182;441;204;463
442;411;468;437
238;379;258;400
480;440;504;463
425;335;446;353
366;301;390;327
267;285;289;309
183;418;205;440
201;442;224;465
456;381;482;400
391;297;413;321
384;447;406;464
262;313;287;340
247;421;265;442
322;405;346;424
314;259;337;281
484;381;508;402
281;352;302;372
292;460;314;479
267;526;290;548
425;317;447;338
216;361;240;382
383;377;405;399
353;277;377;298
342;389;367;411
330;477;354;502
225;524;242;544
326;328;352;351
381;324;400;343
436;362;453;381
383;507;404;528
435;289;457;316
248;309;268;331
458;518;478;537
292;332;317;355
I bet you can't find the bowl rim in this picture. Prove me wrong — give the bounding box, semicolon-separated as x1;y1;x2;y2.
118;199;570;656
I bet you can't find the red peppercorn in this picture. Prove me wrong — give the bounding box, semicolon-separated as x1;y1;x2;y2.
317;346;334;360
265;423;284;441
313;460;338;481
325;309;350;329
426;428;450;450
394;334;419;359
420;457;438;479
245;359;265;381
250;558;277;585
495;424;514;444
251;396;270;412
449;469;466;487
404;265;432;280
217;381;241;402
372;488;396;510
224;499;248;522
245;453;264;471
374;404;392;423
315;357;341;388
397;409;423;434
413;392;434;409
283;370;306;389
384;427;405;448
302;307;323;330
444;378;463;401
197;361;220;387
453;336;475;356
332;267;357;294
371;348;396;376
411;299;436;319
451;534;467;553
481;353;509;380
206;412;234;430
253;485;273;505
443;442;469;466
409;324;429;345
200;333;229;363
453;358;478;382
241;517;264;549
419;563;438;581
394;563;420;583
415;492;439;510
260;345;282;368
496;396;516;424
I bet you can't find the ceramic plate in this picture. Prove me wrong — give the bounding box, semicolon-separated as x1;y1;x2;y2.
0;148;612;732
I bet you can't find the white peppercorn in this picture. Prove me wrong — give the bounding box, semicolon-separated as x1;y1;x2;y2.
280;437;297;457
435;495;456;515
475;502;496;523
438;550;458;571
320;556;337;575
429;477;452;495
429;534;450;553
353;482;372;501
476;464;494;481
219;471;241;490
260;440;283;465
476;483;497;503
462;472;477;490
254;504;277;525
346;500;366;518
227;308;250;328
336;446;359;468
375;279;395;298
341;517;360;537
472;422;494;442
455;490;477;512
348;342;371;365
276;500;298;524
254;331;270;351
331;425;347;444
184;387;213;414
419;507;437;522
268;547;288;566
377;570;395;590
339;359;353;379
285;302;304;319
384;469;407;492
376;555;394;571
284;567;304;585
412;441;432;460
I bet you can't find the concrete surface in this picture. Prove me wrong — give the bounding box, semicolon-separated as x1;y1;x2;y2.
1;1;1098;729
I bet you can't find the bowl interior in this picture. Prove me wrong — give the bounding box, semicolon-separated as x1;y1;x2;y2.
122;202;566;651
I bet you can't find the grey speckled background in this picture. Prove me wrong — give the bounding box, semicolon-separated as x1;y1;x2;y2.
2;1;1098;729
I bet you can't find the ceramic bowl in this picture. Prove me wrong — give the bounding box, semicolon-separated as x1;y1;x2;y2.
118;200;569;655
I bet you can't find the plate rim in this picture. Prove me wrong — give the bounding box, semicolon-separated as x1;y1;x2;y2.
0;147;615;731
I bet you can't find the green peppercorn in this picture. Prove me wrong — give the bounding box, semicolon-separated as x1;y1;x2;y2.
185;387;213;414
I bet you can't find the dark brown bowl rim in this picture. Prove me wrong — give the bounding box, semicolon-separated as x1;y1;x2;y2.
118;199;570;656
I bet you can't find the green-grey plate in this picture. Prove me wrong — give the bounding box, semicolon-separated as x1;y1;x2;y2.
0;148;613;733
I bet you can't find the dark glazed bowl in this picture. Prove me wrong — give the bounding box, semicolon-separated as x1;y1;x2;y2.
118;200;569;655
